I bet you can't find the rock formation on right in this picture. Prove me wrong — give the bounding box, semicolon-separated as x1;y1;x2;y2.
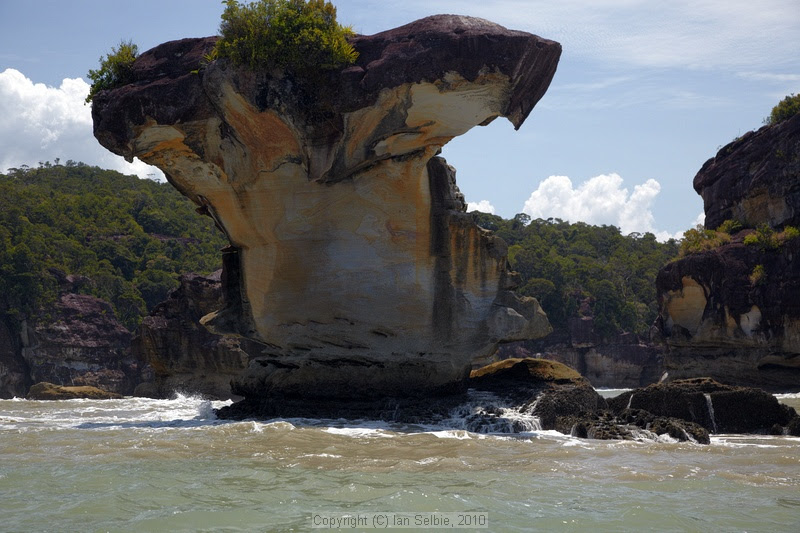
655;113;800;390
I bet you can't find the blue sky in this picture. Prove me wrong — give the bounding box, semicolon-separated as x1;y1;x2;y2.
1;0;798;239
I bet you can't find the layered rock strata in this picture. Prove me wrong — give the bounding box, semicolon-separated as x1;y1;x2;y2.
656;114;800;391
21;292;138;395
132;272;258;399
92;15;558;399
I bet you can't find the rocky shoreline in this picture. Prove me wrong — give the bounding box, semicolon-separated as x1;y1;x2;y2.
216;358;800;444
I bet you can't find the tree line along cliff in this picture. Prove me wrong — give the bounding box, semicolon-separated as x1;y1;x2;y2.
0;161;227;332
0;161;685;399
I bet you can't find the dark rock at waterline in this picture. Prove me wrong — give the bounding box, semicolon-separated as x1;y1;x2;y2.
27;381;123;400
216;360;795;443
788;416;800;436
217;358;594;422
216;394;466;424
608;377;800;435
560;409;710;444
469;359;708;443
132;271;259;400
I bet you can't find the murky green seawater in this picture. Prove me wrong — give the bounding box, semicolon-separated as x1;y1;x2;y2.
1;394;799;532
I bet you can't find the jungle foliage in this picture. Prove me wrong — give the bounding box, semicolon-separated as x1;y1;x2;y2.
0;162;227;331
472;213;680;340
215;0;358;75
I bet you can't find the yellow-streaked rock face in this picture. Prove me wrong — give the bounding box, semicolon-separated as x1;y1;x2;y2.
91;16;561;399
663;276;707;337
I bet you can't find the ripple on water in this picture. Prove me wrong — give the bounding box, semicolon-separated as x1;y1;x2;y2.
1;396;800;532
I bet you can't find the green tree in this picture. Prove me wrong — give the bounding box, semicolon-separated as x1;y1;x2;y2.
86;40;139;103
215;0;358;76
0;162;227;332
766;93;800;125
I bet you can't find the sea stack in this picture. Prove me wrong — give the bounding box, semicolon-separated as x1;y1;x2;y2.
92;15;559;400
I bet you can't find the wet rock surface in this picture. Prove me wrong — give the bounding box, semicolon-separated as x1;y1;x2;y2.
219;358;794;444
608;378;799;436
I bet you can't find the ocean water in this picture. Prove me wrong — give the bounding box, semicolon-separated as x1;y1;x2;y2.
1;393;799;532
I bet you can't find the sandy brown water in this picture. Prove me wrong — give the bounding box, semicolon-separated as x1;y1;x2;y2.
1;393;799;532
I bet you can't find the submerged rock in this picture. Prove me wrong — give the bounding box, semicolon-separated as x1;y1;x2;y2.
92;15;559;400
27;382;123;400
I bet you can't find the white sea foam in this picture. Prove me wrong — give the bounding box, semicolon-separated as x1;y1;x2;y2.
0;394;233;433
323;426;393;438
594;388;633;399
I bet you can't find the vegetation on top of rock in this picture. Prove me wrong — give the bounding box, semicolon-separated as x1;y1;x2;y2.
766;93;800;125
743;223;800;250
678;225;731;257
85;40;139;103
471;213;680;340
215;0;358;76
716;219;743;235
0;161;226;331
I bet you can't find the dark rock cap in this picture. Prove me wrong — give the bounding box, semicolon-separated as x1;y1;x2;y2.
693;112;800;230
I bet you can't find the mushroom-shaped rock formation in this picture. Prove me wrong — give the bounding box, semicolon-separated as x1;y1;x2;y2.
92;15;559;400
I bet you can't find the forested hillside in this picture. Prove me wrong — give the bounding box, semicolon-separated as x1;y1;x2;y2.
0;161;227;330
473;213;680;339
0;161;681;339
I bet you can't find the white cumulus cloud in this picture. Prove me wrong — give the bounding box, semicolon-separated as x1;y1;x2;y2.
521;173;681;241
467;199;496;214
0;68;163;179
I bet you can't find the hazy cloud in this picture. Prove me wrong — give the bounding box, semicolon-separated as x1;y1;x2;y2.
521;173;682;240
0;68;163;179
467;200;496;214
400;0;800;71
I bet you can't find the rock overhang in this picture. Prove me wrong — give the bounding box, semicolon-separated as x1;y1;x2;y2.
91;14;559;400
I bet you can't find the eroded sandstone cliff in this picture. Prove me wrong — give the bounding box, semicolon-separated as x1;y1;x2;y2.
132;272;258;399
92;15;559;399
656;113;800;391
